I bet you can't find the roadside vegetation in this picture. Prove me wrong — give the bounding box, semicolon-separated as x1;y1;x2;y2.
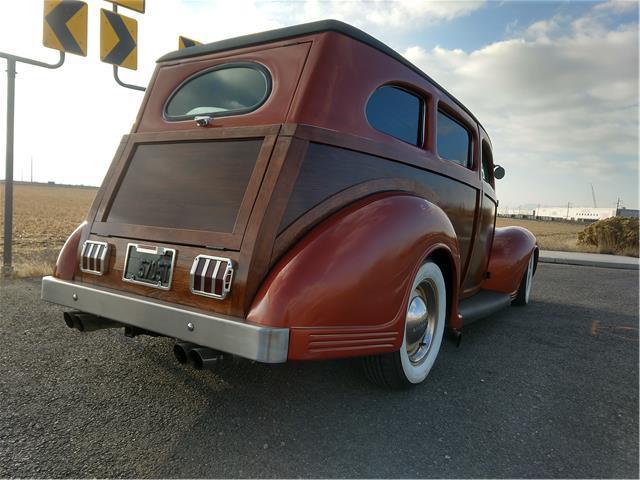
577;217;639;257
1;184;637;278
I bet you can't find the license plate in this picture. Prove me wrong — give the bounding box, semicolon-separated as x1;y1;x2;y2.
123;243;176;290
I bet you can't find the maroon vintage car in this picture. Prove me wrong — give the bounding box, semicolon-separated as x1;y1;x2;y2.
42;20;537;387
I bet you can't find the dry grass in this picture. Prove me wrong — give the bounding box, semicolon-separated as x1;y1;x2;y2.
0;183;96;277
495;217;599;253
0;183;632;278
577;217;639;257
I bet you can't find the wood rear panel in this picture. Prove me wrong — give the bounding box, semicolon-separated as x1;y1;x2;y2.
106;140;262;233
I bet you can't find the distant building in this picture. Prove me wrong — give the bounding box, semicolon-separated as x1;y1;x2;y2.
499;206;639;222
536;207;617;221
499;208;536;217
617;208;639;219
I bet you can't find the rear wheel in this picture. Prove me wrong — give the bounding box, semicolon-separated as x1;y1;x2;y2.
512;251;535;306
363;261;446;388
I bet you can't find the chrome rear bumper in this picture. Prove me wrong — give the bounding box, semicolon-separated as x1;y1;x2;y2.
41;276;289;363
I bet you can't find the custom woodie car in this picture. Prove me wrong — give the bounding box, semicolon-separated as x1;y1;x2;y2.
42;20;537;387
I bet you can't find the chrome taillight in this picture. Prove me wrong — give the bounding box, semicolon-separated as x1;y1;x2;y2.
189;255;234;300
80;240;110;275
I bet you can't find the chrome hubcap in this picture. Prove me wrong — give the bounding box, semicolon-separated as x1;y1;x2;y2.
405;281;437;365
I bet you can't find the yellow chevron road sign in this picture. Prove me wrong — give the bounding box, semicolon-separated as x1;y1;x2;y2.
43;0;88;56
179;36;202;49
105;0;145;13
100;9;137;70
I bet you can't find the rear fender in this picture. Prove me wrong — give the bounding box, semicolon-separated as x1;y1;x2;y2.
247;193;461;360
53;222;87;280
483;226;538;296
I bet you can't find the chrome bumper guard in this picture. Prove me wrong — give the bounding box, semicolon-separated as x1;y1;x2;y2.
41;276;289;363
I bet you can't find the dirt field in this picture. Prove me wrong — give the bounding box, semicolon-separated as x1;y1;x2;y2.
1;183;598;277
0;183;97;277
495;217;594;253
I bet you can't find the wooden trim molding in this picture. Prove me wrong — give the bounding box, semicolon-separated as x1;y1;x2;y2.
272;178;432;263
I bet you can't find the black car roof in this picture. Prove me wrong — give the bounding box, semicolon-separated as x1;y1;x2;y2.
158;19;483;131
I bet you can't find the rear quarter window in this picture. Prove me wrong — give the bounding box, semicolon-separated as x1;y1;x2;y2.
165;63;271;120
366;86;424;146
437;110;472;167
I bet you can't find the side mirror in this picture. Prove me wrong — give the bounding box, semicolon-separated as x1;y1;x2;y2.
494;164;505;180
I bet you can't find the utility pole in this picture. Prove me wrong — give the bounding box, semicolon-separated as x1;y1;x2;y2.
30;156;33;183
566;202;571;220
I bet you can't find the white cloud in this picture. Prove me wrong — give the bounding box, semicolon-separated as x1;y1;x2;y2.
404;5;639;208
593;0;639;14
524;16;565;40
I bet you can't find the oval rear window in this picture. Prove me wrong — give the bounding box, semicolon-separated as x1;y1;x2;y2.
165;63;271;120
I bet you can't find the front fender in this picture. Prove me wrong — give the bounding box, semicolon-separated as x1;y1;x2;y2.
483;226;537;296
247;193;460;360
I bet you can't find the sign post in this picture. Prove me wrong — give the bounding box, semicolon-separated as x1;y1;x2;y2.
1;0;87;275
106;0;145;14
3;58;16;276
102;2;145;92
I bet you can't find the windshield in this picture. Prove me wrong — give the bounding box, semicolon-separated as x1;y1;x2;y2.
165;63;271;120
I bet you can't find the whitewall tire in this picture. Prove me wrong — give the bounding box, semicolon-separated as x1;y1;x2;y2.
363;261;446;388
513;251;535;306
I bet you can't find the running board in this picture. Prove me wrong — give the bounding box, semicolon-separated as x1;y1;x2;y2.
458;290;511;326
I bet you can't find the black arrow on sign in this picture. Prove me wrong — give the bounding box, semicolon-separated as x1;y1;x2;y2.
46;1;84;56
103;10;136;66
182;37;197;48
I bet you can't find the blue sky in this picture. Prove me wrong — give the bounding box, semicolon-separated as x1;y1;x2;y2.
406;1;596;49
0;0;638;209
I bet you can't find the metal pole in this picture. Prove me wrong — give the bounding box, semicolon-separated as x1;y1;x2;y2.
113;65;145;92
0;51;63;275
3;58;15;275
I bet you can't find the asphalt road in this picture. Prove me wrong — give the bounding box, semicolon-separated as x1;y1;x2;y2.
1;263;638;478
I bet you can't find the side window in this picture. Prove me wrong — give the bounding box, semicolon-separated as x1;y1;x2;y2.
481;140;494;184
366;86;424;146
437;109;471;167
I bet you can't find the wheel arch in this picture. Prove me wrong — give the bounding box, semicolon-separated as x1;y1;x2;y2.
483;226;538;296
247;192;462;360
424;246;460;331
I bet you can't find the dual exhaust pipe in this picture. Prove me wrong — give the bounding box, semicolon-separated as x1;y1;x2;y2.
63;311;229;369
173;342;230;370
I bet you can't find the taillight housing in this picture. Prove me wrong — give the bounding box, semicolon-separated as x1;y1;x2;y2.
189;255;234;299
79;240;111;275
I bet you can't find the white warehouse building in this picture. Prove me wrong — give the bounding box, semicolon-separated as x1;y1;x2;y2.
499;207;618;221
535;207;617;221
